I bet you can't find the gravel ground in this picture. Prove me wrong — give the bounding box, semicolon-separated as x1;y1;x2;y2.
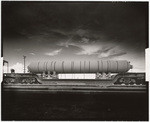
2;90;148;121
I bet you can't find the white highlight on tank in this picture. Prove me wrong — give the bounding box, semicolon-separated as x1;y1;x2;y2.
58;74;96;79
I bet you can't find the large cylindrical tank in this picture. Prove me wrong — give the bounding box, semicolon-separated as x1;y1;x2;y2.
28;60;133;73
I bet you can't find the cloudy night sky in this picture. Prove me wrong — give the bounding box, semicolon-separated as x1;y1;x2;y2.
2;2;148;73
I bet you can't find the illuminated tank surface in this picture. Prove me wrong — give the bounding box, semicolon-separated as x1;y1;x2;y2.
28;60;133;73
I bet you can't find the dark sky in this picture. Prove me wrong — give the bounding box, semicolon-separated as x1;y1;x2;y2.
2;2;148;72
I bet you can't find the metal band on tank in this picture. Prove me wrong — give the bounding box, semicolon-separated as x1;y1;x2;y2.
71;61;72;72
84;61;85;72
98;61;99;72
43;62;45;71
108;60;110;73
38;62;40;72
107;61;109;73
109;60;111;72
126;61;128;72
73;61;74;73
62;61;64;73
51;61;53;71
54;61;56;71
43;62;44;71
116;61;118;72
80;61;81;73
46;62;48;71
101;60;103;71
90;61;91;72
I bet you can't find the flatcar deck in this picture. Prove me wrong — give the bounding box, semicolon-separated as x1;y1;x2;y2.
2;83;147;93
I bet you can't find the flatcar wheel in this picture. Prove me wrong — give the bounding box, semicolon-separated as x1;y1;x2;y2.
119;78;124;84
22;79;27;84
124;78;131;85
30;78;36;84
130;78;136;85
26;79;31;84
4;78;9;84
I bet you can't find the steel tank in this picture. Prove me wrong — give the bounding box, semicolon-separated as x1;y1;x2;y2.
28;60;133;73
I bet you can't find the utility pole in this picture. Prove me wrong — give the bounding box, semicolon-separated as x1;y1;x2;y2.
23;56;26;73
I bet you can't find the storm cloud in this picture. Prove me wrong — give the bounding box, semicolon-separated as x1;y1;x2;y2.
2;2;148;72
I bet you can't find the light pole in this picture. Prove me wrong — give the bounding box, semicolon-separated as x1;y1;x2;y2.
3;60;9;73
23;56;26;73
